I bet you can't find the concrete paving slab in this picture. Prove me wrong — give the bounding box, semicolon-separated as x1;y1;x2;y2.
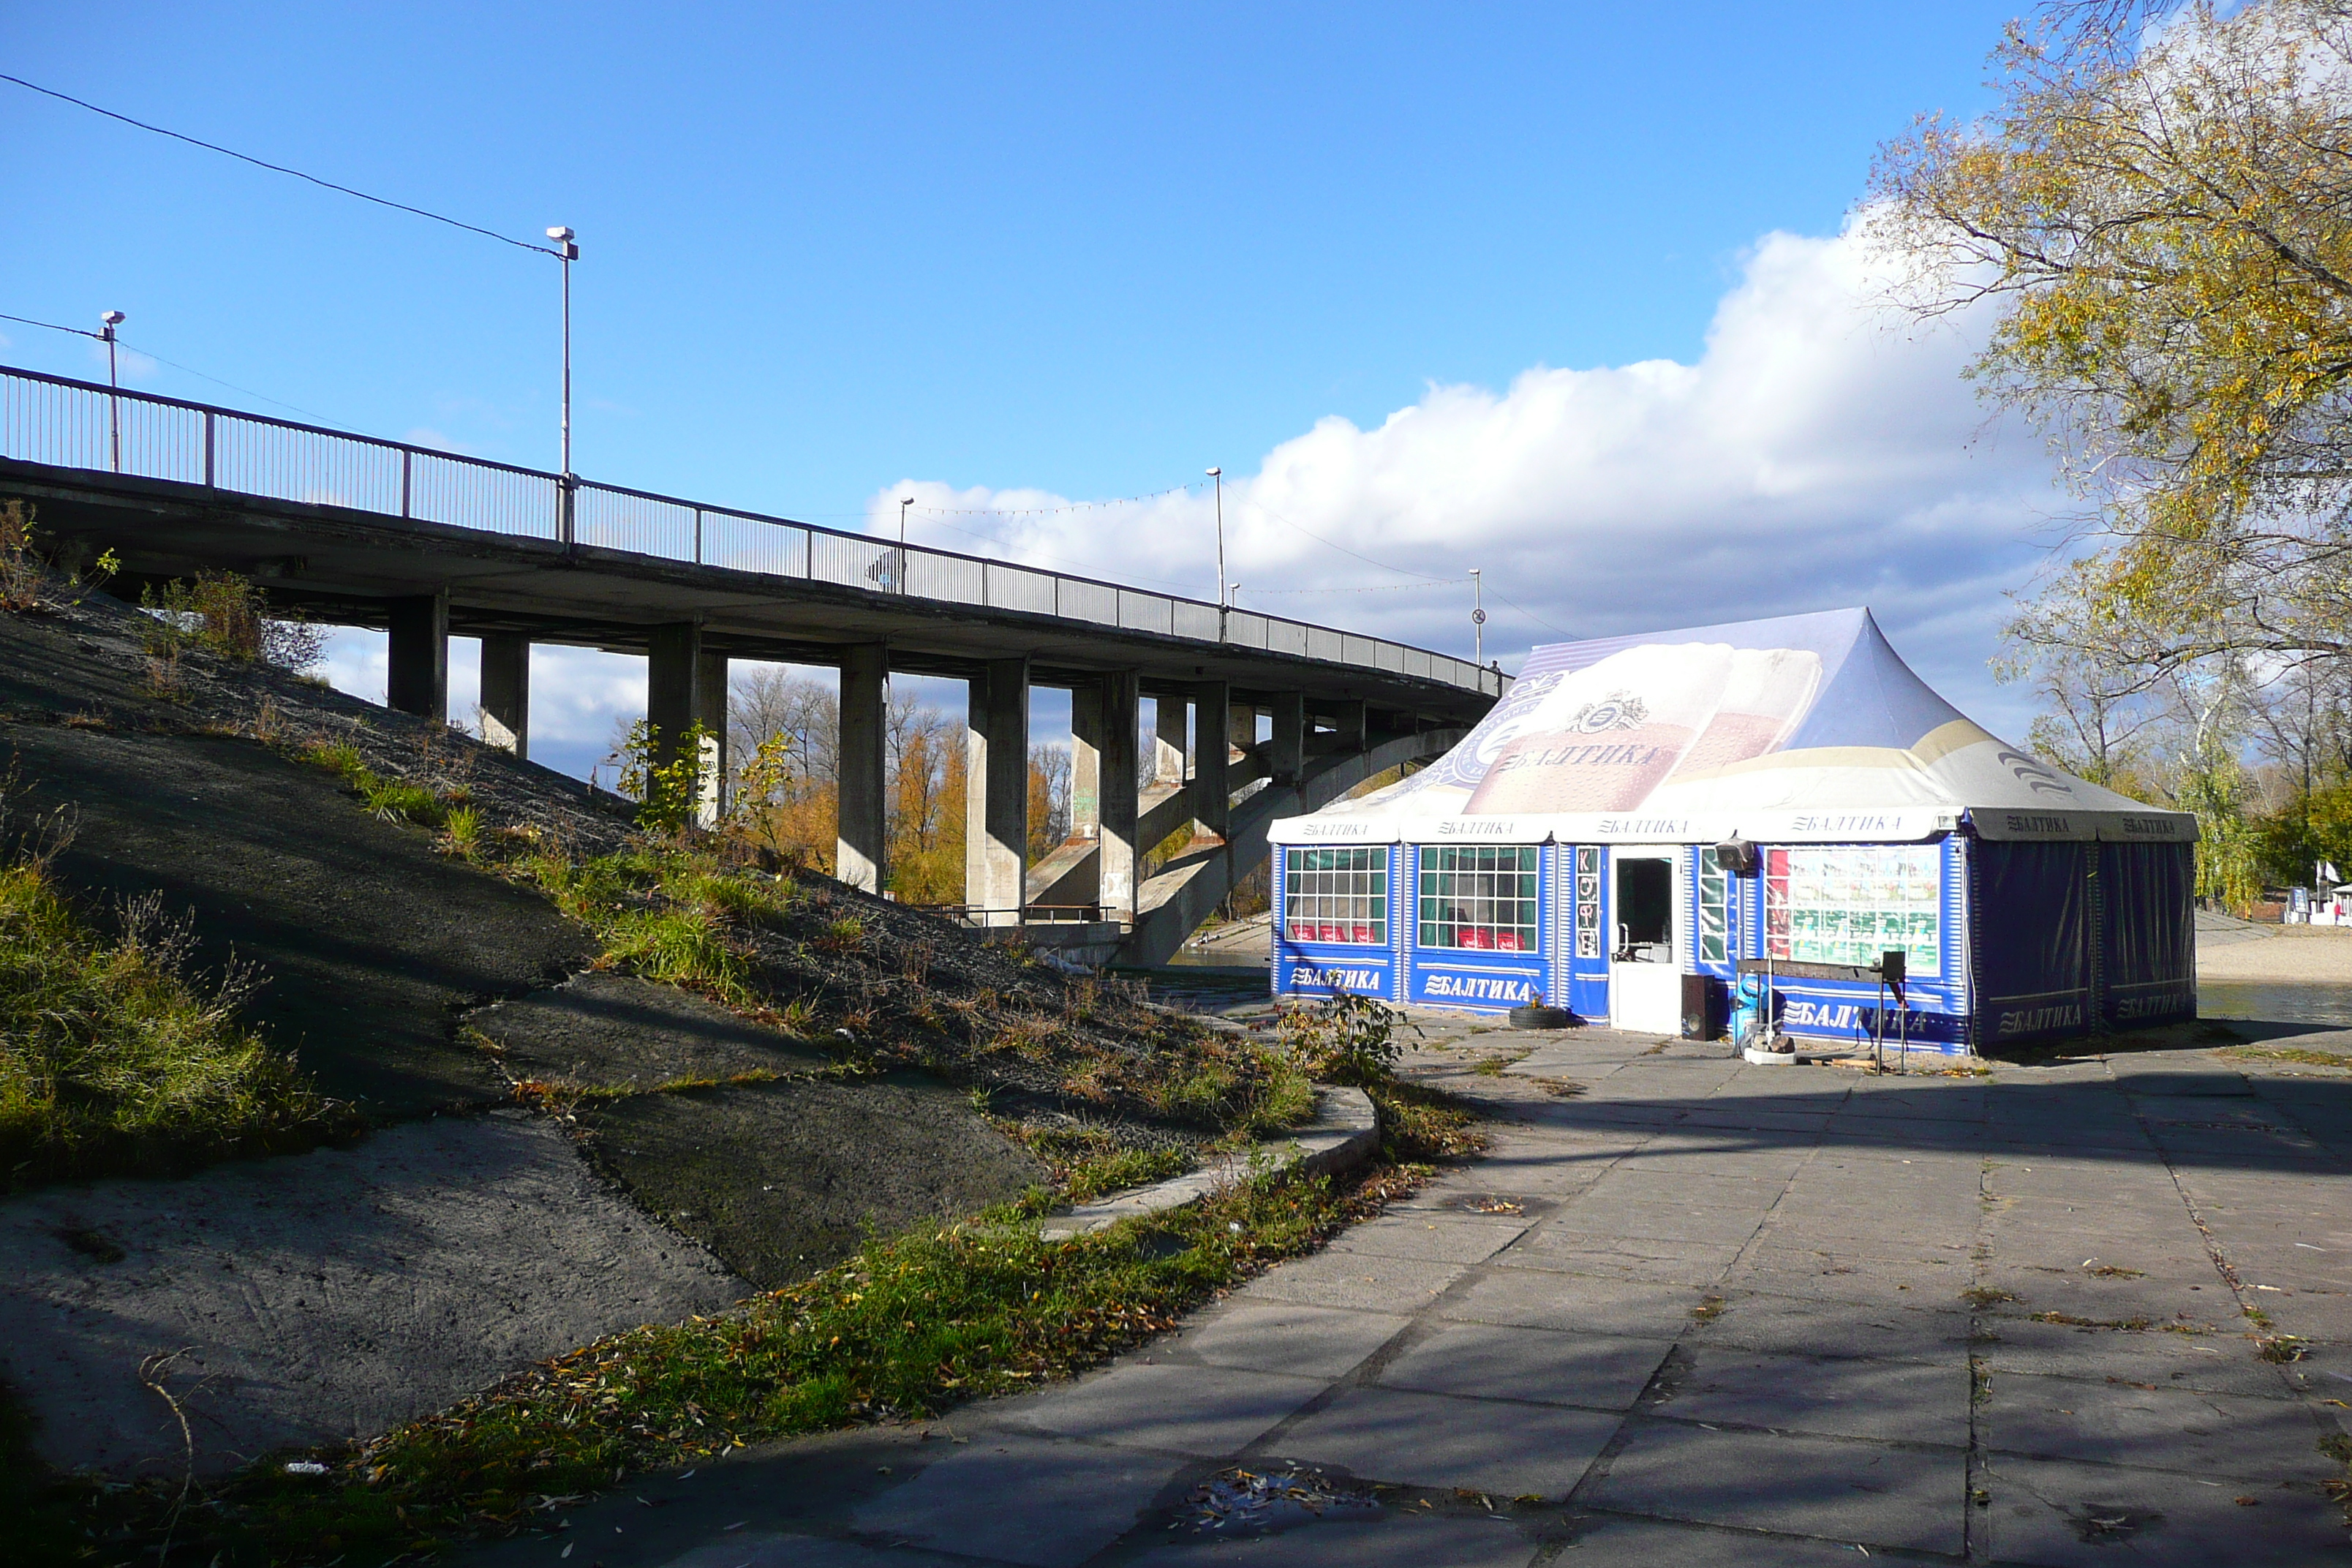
1540;1205;1768;1247
1125;1513;1541;1567
1722;1252;1971;1306
1268;1386;1617;1498
844;1434;1186;1567
1650;1348;1970;1445
1436;1268;1701;1338
1376;1322;1673;1410
1499;1232;1746;1285
1240;1251;1468;1313
1587;1420;1966;1556
1982;1370;2343;1482
660;1535;951;1567
1161;1303;1409;1381
1325;1215;1527;1264
1981;1452;2349;1567
1560;1515;1940;1565
992;1362;1327;1457
1972;1317;2297;1400
1694;1292;1975;1364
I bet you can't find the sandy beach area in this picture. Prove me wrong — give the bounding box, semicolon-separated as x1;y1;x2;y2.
2197;923;2352;982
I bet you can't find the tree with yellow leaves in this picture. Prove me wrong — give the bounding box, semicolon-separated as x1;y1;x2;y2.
1872;0;2352;674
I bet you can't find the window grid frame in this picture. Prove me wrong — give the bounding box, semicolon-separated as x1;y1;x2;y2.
1282;846;1389;946
1417;844;1541;953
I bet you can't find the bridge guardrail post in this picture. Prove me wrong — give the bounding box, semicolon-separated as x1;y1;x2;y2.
399;447;412;519
203;410;216;490
559;473;576;549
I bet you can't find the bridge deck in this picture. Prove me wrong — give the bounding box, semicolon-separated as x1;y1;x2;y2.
0;365;1501;719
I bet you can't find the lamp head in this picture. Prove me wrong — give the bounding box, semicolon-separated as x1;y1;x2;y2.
1205;467;1221;478
101;309;125;329
546;226;573;242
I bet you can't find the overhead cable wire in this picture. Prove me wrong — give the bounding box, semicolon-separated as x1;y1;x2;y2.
911;480;1207;519
0;309;102;339
0;72;562;256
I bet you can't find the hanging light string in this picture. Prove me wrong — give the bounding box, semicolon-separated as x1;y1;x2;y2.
1;73;563;257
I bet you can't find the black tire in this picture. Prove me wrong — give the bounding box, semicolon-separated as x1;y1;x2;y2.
1508;1003;1572;1030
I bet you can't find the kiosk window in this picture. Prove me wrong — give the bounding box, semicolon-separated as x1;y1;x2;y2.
1697;856;1730;965
1765;844;1940;973
1283;848;1387;946
1418;845;1539;951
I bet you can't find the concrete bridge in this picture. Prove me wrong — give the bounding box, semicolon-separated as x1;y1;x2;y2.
0;364;1496;963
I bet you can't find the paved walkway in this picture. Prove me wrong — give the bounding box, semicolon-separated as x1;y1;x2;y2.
467;1019;2352;1567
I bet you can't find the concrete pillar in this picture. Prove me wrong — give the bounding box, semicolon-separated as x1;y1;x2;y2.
1195;680;1231;835
1229;701;1256;761
1068;682;1102;840
479;633;529;758
1096;671;1140;925
385;591;448;721
1153;693;1188;786
1332;698;1368;753
965;657;1030;924
646;622;704;771
1270;690;1305;785
837;644;889;893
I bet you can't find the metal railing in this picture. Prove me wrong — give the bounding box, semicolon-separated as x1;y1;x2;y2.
0;363;1507;697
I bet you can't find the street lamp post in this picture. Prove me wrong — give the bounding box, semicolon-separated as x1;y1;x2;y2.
1469;568;1487;687
898;495;913;592
1207;467;1224;636
99;310;125;472
546;226;579;541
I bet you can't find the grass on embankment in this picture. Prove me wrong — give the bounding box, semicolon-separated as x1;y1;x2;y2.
48;1084;1477;1567
0;833;358;1192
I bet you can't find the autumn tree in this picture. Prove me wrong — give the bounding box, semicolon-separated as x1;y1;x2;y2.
1873;0;2352;676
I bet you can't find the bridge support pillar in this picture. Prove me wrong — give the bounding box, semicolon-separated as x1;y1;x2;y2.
647;623;724;826
1153;694;1188;788
1195;681;1231;837
385;591;448;722
1270;691;1304;785
1086;671;1139;925
1330;698;1367;754
837;645;889;893
480;633;529;758
965;657;1029;924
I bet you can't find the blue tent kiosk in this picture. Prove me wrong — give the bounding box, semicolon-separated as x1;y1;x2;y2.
1268;609;2198;1055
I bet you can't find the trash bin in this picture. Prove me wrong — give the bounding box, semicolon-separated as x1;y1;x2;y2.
1681;973;1725;1040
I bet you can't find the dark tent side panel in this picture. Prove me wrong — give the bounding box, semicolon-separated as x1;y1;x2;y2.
2098;840;2196;1029
1970;840;2092;1046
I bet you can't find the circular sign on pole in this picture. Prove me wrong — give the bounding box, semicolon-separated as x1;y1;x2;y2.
1471;608;1488;625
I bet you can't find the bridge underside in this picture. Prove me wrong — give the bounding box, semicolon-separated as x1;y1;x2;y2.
3;456;1493;963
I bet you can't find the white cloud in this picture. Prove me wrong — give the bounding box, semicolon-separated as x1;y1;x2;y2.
310;217;2070;774
875;220;2065;738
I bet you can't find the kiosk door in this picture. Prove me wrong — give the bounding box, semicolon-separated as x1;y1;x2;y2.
1610;847;1683;1034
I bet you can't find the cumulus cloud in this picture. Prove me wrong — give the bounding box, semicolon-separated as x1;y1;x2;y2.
875;221;2065;736
314;217;2070;777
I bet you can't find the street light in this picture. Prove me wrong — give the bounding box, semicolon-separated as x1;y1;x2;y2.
1206;467;1224;633
546;227;579;540
99;310;124;472
1469;568;1488;686
898;495;914;592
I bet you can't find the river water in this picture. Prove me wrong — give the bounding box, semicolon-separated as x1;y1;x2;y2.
2197;980;2352;1029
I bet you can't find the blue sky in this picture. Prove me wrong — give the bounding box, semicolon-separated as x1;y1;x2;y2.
2;3;2052;778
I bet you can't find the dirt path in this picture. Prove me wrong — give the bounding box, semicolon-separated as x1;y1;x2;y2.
2200;925;2352;983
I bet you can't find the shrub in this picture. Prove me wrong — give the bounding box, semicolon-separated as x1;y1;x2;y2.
140;568;325;671
1278;991;1403;1085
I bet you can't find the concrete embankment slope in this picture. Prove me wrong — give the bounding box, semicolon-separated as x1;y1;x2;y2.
0;584;1049;1477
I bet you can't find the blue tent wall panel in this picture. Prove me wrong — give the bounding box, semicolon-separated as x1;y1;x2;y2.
1566;844;1610;1021
1272;843;1399;1003
1405;843;1548;1011
2098;840;2195;1028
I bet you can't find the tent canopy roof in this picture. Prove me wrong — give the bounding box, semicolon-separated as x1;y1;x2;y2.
1272;608;2194;846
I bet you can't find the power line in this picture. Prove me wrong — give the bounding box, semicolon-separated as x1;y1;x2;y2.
1232;495;1458;585
0;309;101;340
0;72;560;257
911;480;1207;519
